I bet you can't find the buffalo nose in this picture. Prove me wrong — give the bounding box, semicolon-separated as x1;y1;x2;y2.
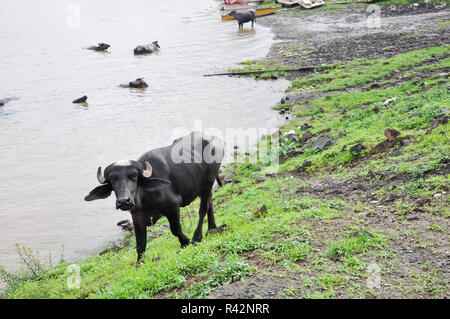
116;197;133;208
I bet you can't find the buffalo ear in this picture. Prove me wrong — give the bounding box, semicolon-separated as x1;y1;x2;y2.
85;184;113;201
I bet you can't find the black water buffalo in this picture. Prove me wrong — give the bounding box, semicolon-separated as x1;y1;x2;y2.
229;10;256;29
87;43;110;51
72;96;87;104
119;78;148;89
134;41;160;55
85;132;224;264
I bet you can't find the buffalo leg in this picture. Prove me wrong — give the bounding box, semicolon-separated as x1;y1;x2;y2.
192;193;210;243
166;207;190;247
132;214;147;265
206;195;217;232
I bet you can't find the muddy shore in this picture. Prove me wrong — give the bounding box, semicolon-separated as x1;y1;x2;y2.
258;3;448;67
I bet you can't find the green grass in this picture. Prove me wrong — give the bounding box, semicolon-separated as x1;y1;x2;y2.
327;232;389;259
258;0;282;9
288;45;449;93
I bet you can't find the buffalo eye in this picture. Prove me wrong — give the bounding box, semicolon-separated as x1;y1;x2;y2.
131;173;138;180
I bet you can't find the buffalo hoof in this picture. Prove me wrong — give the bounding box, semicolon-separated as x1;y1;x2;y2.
73;96;88;104
190;238;202;245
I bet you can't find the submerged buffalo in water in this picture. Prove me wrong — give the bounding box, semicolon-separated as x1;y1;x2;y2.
87;43;110;51
119;78;148;89
0;97;18;106
134;41;160;55
72;96;88;104
229;10;256;29
85;132;224;264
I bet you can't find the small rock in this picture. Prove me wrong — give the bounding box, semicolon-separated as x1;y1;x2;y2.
253;204;268;218
223;172;236;183
312;137;333;150
434;108;449;119
207;224;229;236
383;97;398;106
280;98;286;104
338;130;347;138
400;138;411;147
117;219;133;231
384;128;400;141
300;130;313;143
406;216;419;221
256;176;268;183
284;130;299;143
349;143;366;154
286;148;304;157
416;197;430;207
301;123;312;130
297;160;312;173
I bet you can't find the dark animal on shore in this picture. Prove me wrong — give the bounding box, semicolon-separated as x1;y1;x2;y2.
87;43;110;51
119;78;148;89
134;41;160;55
85;132;224;264
229;10;256;29
72;96;87;104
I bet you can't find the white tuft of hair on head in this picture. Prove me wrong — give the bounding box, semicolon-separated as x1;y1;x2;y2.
114;160;132;167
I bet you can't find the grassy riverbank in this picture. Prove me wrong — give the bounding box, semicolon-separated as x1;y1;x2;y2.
1;3;449;299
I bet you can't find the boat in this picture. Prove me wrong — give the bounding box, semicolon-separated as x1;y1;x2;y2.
221;7;281;20
220;0;264;10
276;0;324;9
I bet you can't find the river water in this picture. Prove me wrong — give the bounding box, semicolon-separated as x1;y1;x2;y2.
0;0;288;269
